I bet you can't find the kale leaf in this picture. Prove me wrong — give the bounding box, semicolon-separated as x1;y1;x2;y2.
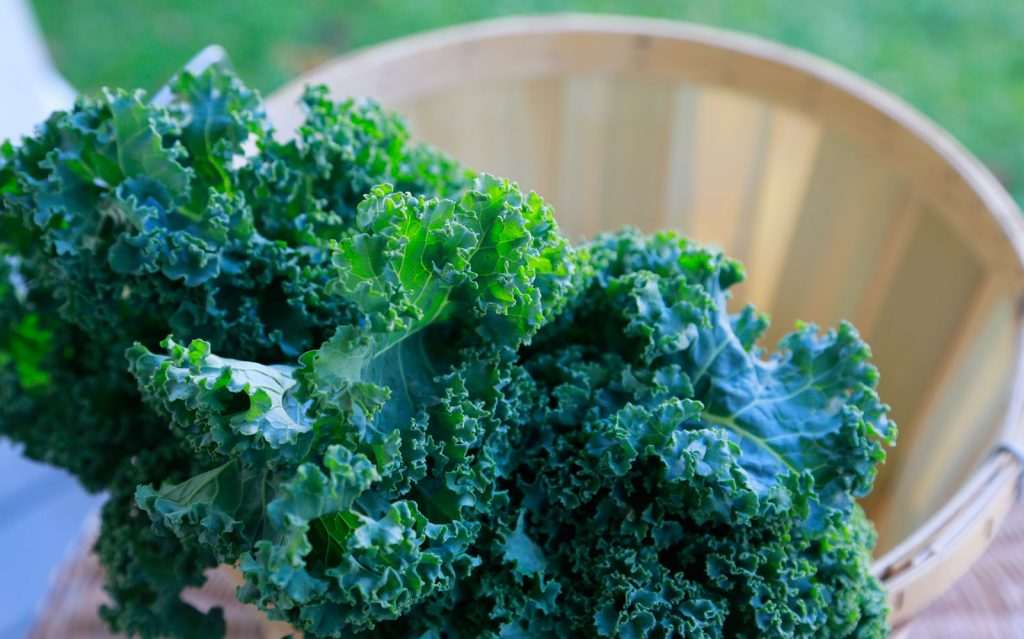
1;64;894;639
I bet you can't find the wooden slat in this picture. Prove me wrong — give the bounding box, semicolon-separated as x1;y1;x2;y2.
398;91;461;159
862;210;987;540
660;84;698;233
877;285;1016;549
742;106;822;311
266;16;1024;281
868;209;986;417
448;87;518;178
765;132;856;341
904;502;1024;639
600;77;674;234
799;169;900;324
766;131;896;344
689;87;770;259
556;74;613;240
401;85;519;178
518;76;564;204
401;78;563;222
853;190;925;342
724;105;773;268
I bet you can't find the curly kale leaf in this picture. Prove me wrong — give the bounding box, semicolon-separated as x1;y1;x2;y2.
302;173;576;410
417;229;892;639
0;63;475;639
241;87;471;245
1;64;470;364
692;313;897;509
95;492;225;639
337;174;576;340
585;229;896;507
132;336;491;636
127;175;577;636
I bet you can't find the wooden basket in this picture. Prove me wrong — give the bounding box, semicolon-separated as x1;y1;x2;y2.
264;14;1024;630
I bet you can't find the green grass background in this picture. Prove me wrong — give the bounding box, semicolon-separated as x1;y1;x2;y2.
31;0;1024;203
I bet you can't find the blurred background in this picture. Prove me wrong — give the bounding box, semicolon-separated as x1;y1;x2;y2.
28;0;1024;205
2;1;1023;637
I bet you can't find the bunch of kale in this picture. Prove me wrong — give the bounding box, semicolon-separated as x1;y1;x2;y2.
0;66;895;638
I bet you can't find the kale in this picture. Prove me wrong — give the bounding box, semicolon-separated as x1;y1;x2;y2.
0;64;894;638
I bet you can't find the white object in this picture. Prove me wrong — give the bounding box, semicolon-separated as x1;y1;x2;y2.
0;0;75;142
0;5;100;639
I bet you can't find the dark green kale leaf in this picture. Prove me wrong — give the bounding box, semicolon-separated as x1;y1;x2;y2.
95;490;225;639
126;175;578;636
1;62;471;366
401;229;893;639
585;230;896;509
0;63;474;639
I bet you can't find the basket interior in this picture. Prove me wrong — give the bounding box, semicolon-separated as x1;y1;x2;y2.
266;26;1024;555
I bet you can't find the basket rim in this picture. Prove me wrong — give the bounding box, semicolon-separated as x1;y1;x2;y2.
265;13;1024;625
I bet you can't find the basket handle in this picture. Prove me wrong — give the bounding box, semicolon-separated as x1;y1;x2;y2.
150;45;229;108
996;441;1024;501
